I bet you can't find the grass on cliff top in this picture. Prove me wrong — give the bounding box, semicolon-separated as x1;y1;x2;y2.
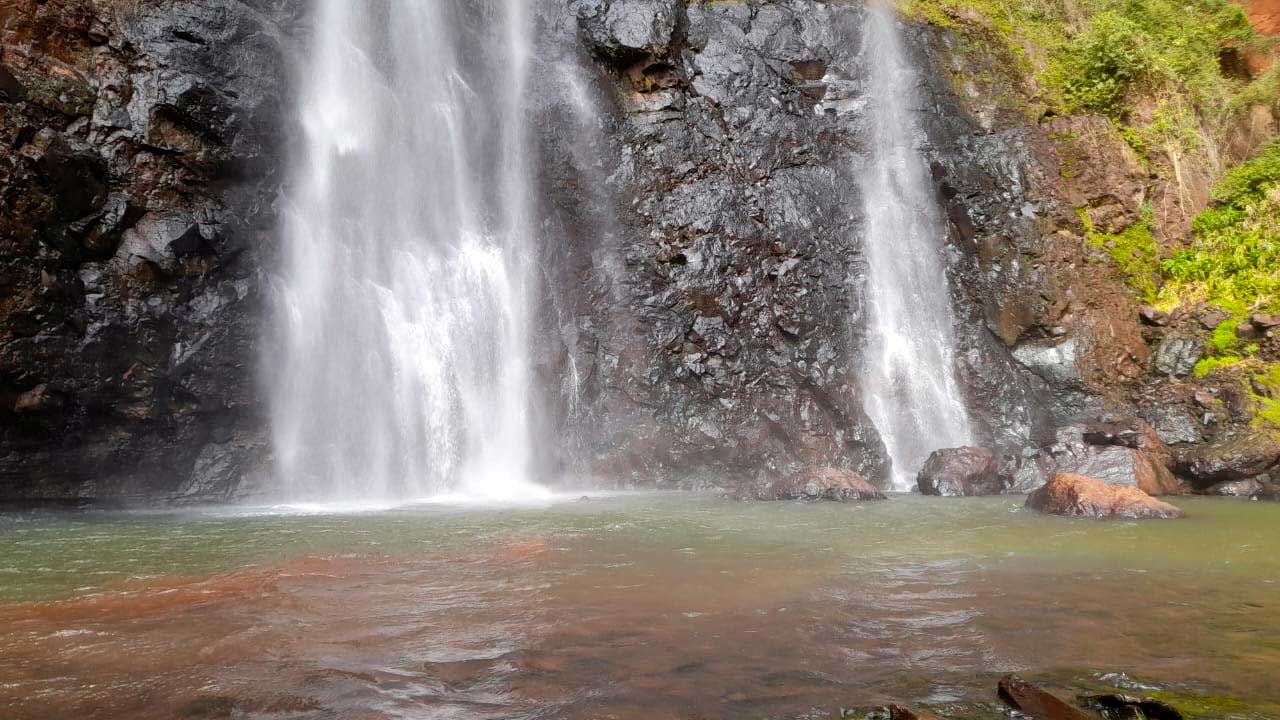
899;0;1260;117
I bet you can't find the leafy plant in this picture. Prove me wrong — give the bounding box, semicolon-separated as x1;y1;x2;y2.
1079;206;1162;302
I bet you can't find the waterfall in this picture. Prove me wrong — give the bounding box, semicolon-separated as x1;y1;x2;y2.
857;2;974;491
267;0;548;502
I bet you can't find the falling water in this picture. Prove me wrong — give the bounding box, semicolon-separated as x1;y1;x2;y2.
857;2;974;490
268;0;549;502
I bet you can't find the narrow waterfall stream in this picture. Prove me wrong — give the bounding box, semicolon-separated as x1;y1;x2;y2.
268;0;548;502
857;2;975;490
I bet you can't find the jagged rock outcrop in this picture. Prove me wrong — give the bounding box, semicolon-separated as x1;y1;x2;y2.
0;0;299;500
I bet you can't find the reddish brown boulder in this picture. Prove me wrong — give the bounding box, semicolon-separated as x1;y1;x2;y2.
997;675;1093;720
916;446;1003;496
734;466;886;502
1026;474;1184;519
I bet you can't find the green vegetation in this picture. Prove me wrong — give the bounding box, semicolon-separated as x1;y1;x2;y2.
1244;362;1280;428
902;0;1258;108
1162;141;1280;317
1079;206;1161;302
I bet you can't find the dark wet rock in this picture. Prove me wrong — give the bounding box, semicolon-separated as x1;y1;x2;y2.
1004;448;1054;493
573;0;681;59
1175;433;1280;487
1012;338;1083;387
1138;405;1202;446
998;676;1094;720
1138;306;1170;326
1026;474;1185;519
171;436;270;505
1079;694;1183;720
917;446;1003;496
1152;336;1202;377
734;466;886;502
1203;478;1265;497
0;0;298;501
1083;417;1175;466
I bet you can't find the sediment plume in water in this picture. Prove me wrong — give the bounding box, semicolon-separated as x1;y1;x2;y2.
856;1;975;490
268;1;548;502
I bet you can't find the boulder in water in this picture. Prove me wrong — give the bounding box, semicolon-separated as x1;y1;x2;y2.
916;446;1002;496
997;675;1094;720
734;466;886;502
1026;473;1184;519
1175;433;1280;487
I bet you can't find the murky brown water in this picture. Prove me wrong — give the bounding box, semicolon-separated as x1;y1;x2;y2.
1;494;1277;719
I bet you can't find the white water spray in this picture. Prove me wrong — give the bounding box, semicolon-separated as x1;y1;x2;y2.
268;1;548;502
857;2;974;490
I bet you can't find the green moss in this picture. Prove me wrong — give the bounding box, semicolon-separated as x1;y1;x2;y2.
1193;354;1242;378
1251;364;1280;429
1210;319;1241;354
1079;206;1162;302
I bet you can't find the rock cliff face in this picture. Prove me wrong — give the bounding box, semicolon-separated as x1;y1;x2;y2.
0;0;299;500
0;0;1271;500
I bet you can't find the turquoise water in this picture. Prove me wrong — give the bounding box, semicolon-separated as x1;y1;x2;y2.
1;493;1277;719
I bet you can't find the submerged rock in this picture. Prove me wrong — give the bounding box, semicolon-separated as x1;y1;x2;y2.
887;705;945;720
734;466;887;502
997;675;1094;720
916;447;1003;496
1026;474;1184;519
1079;694;1183;720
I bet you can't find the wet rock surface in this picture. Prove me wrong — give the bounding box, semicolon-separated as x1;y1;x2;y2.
916;446;1002;496
3;0;1276;500
732;466;886;502
1026;473;1185;519
998;675;1093;720
0;0;299;500
1080;694;1184;720
1175;433;1280;488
